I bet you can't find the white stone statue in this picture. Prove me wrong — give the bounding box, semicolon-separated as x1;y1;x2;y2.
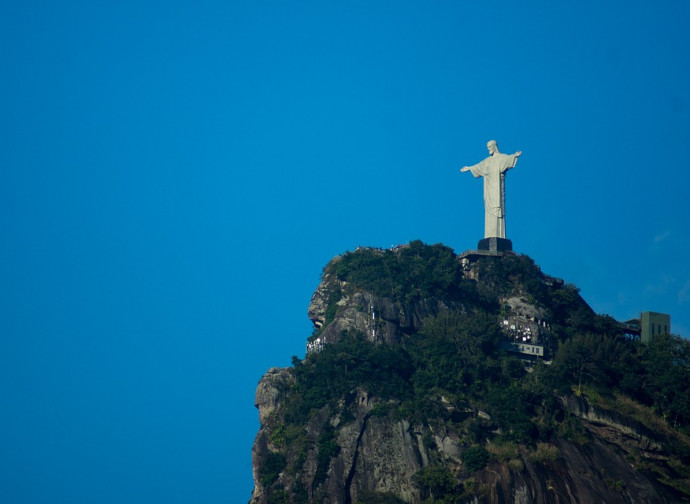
461;140;522;239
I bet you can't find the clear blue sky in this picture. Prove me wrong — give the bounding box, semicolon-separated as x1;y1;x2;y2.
1;1;689;502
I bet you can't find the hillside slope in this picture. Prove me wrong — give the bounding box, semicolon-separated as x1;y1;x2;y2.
250;241;690;504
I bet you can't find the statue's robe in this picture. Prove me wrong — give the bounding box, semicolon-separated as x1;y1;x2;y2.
467;153;519;239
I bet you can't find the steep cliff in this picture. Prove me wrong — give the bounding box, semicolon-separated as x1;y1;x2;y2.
250;241;690;504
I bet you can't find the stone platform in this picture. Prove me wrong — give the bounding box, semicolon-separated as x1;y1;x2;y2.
478;237;512;253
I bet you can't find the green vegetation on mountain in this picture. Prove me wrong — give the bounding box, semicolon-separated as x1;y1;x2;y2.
325;241;481;306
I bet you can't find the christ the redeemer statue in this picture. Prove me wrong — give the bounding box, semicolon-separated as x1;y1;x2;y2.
461;140;522;240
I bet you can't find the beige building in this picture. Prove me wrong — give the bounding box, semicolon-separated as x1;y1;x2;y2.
640;311;671;344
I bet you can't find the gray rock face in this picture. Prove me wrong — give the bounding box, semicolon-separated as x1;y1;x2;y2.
308;271;466;348
251;367;295;502
469;436;674;504
251;384;430;504
313;402;428;503
254;367;294;424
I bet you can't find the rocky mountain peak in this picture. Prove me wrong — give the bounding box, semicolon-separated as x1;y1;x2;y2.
250;241;690;504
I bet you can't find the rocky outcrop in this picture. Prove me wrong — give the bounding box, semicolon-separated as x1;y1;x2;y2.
251;381;682;503
307;271;467;348
255;367;295;424
251;388;682;503
251;384;430;504
252;367;295;502
313;396;429;503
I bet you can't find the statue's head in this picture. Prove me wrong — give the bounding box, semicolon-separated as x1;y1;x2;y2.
487;140;498;155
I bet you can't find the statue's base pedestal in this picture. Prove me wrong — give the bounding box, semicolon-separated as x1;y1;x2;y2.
478;237;513;253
